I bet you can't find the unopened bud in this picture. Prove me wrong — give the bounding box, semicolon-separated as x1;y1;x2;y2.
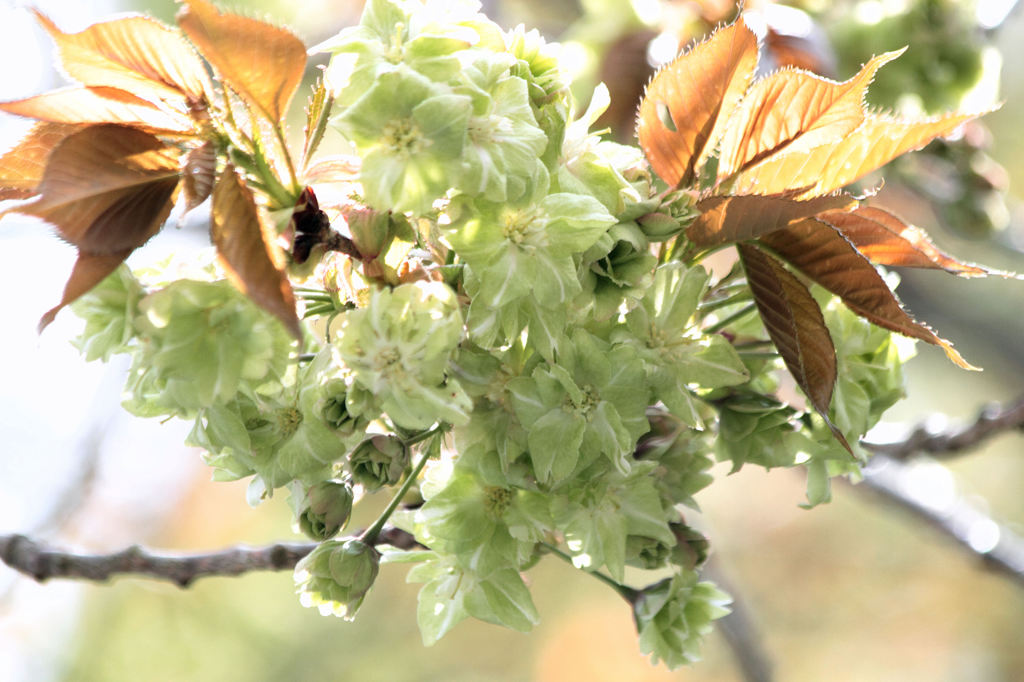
318;379;367;437
637;212;683;241
298;480;354;541
342;205;393;260
349;435;408;490
626;534;672;570
295;538;380;620
669;522;709;570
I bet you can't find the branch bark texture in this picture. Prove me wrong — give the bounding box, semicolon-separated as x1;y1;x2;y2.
861;396;1024;460
0;527;417;587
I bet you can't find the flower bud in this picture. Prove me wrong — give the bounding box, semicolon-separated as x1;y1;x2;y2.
626;535;672;570
636;212;683;242
668;522;709;570
635;416;715;509
295;539;381;620
349;435;409;490
342;205;393;260
318;379;368;438
298;480;354;541
637;188;697;242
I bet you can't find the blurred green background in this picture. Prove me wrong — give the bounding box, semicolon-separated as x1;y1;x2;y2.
1;1;1023;680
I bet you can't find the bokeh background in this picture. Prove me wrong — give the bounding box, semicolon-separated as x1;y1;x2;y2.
2;1;1023;680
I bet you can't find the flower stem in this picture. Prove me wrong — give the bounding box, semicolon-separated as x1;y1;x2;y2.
402;424;448;447
359;428;442;545
732;340;773;350
540;542;640;604
737;351;779;360
699;290;752;313
705;303;757;334
273;123;299;191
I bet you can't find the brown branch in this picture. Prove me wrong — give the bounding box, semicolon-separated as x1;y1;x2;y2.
855;455;1024;590
702;557;774;682
0;527;418;587
860;396;1024;460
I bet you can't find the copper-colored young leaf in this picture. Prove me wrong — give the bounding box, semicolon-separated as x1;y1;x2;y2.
33;9;210;103
759;218;977;369
0;87;193;134
177;0;307;123
737;242;851;452
182;141;217;212
636;19;759;187
15;124;180;254
818;206;992;277
0;122;78;200
302;77;333;169
730;111;978;197
301;156;360;185
688;193;856;247
210;164;300;338
717;50;903;180
38;250;132;332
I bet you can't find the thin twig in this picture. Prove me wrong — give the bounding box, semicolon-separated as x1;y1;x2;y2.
861;396;1024;460
539;542;640;603
855;455;1024;589
360;431;439;545
0;527;417;587
323;230;362;260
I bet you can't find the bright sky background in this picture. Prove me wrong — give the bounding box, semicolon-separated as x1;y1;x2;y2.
0;4;201;680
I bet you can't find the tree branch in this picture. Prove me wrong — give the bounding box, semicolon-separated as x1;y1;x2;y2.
860;396;1024;460
702;558;774;682
0;527;418;587
856;455;1024;589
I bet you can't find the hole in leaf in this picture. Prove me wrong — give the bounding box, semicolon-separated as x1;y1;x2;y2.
655;101;676;132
